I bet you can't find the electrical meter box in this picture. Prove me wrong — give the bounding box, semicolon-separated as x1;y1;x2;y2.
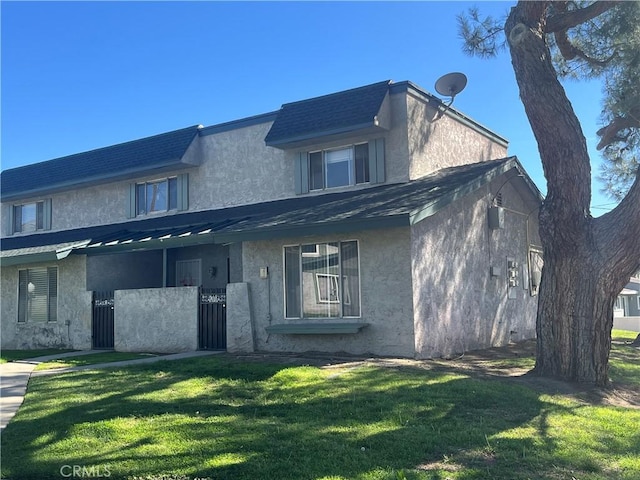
488;206;505;230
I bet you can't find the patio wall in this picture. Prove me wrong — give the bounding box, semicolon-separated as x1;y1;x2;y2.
614;316;640;332
114;287;198;353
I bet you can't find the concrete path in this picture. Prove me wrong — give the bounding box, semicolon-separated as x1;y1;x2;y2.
0;350;222;431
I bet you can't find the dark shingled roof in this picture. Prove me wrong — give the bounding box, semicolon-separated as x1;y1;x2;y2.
1;125;202;201
2;158;531;260
265;80;391;147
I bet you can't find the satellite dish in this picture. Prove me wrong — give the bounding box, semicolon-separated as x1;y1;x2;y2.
434;72;468;99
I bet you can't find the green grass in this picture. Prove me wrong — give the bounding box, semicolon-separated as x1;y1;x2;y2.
0;348;76;363
612;329;639;342
33;352;165;371
610;329;640;388
1;333;639;480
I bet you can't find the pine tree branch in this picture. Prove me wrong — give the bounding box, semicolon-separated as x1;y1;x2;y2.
506;2;592;232
596;107;640;150
595;167;640;288
553;28;615;66
544;0;621;33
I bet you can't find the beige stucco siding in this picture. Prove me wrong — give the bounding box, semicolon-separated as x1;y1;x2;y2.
191;122;293;209
406;92;508;180
1;88;509;238
0;254;91;350
237;227;416;357
411;177;539;358
114;287;199;353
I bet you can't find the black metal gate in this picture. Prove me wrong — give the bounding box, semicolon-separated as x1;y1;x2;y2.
92;291;114;349
199;287;226;350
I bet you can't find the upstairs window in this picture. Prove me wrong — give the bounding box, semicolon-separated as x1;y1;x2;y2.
128;173;188;218
12;200;52;234
309;144;369;191
136;177;178;215
295;138;384;195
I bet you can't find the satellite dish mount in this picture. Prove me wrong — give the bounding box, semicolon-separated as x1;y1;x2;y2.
434;72;467;119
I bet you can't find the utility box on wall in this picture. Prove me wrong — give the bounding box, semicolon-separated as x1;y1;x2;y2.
507;258;519;299
488;206;505;230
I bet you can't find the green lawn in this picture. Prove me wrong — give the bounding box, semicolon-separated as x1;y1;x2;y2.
33;352;166;371
1;332;638;480
0;348;76;363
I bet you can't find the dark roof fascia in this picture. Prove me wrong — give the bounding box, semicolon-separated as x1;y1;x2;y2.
1;125;202;202
199;111;279;137
391;81;509;148
1;251;60;267
2;157;539;259
409;157;518;224
214;214;409;244
1;158;198;202
510;156;545;202
265;80;392;149
264;123;387;150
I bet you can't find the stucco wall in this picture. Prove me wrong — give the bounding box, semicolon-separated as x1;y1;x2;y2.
406;92;508;180
237;227;416;357
0;120;290;237
226;282;254;353
613;316;640;332
411;177;540;358
0;138;203;237
2;88;508;239
0;255;92;350
114;287;198;353
191;123;292;209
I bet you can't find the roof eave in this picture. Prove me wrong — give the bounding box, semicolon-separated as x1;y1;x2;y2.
214;214;409;244
265;123;388;150
1;156;200;202
409;157;541;224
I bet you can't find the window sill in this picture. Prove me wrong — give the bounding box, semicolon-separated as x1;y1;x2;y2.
265;322;369;335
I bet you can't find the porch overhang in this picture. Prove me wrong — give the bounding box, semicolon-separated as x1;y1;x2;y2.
77;226;218;256
1;157;542;261
0;241;90;267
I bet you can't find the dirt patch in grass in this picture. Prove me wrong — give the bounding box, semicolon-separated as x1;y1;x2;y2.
234;338;639;409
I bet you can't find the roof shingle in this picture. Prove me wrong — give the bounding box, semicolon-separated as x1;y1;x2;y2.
2;157;526;258
1;125;202;201
265;80;391;148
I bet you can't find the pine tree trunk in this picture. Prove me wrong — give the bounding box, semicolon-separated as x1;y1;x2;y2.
505;2;640;386
534;252;615;385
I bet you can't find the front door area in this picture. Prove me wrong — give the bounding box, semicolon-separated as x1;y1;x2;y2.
92;290;114;349
199;287;226;350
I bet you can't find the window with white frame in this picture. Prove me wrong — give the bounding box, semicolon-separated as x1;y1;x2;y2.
528;247;543;296
136;177;178;215
12;200;52;234
18;267;57;323
129;174;188;218
284;241;360;318
309;144;370;190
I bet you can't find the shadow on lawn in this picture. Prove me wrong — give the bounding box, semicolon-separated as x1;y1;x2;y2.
0;356;635;480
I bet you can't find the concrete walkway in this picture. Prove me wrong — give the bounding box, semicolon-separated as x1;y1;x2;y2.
0;350;222;431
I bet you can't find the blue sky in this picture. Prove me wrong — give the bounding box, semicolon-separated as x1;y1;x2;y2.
1;1;616;214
